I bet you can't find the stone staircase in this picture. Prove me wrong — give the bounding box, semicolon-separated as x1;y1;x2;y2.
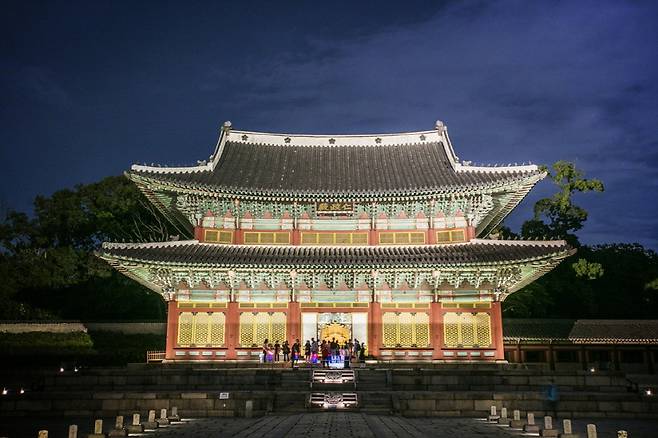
1;363;656;419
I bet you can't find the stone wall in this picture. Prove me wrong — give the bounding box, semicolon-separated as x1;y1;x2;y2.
0;321;166;335
0;322;87;333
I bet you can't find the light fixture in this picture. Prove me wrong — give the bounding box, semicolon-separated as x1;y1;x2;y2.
589;367;596;373
645;388;653;396
19;388;25;394
2;388;7;395
59;367;65;373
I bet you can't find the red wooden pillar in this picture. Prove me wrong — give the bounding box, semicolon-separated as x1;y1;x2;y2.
369;229;378;246
491;301;505;361
287;302;301;344
427;228;436;244
430;302;444;360
291;229;301;246
233;229;243;244
165;300;178;360
193;226;204;241
225;302;239;359
368;302;382;357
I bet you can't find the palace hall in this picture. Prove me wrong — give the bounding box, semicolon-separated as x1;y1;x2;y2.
100;120;572;362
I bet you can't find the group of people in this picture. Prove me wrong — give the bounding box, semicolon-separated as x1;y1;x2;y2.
260;337;366;367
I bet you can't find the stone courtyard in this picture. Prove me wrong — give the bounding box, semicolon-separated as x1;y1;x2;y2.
3;413;658;438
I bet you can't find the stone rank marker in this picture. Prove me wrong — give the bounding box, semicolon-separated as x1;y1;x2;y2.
617;431;628;438
487;405;500;423
142;410;159;429
68;425;78;438
559;419;579;438
108;415;127;437
168;406;181;421
540;416;558;437
127;413;144;434
38;431;48;438
523;413;540;433
156;408;170;426
509;409;524;429
586;424;597;438
87;419;106;438
500;407;508;422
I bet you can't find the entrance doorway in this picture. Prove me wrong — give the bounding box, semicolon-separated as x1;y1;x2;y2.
317;313;351;344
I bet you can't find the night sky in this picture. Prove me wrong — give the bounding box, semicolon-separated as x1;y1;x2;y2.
2;1;657;249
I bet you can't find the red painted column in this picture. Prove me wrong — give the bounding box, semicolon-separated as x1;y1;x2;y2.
368;302;382;357
291;229;301;246
427;228;436;244
491;301;505;361
369;229;378;246
165;300;178;360
430;302;444;360
233;229;243;244
225;302;239;359
287;302;301;344
193;226;204;241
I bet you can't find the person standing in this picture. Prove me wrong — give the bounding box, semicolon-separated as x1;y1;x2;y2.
274;340;281;362
291;339;301;367
282;340;290;362
311;338;319;365
262;338;269;364
304;340;311;362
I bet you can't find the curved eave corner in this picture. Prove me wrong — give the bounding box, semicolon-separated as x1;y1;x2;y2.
124;171;195;238
502;244;576;298
476;170;547;238
95;247;165;296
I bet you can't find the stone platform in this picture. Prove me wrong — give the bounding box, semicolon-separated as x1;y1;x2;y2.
1;363;657;419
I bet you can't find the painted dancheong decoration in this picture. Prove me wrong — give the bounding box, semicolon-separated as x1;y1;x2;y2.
99;120;574;361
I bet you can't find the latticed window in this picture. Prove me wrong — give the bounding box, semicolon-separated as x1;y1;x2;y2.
244;231;290;244
443;312;491;347
204;229;234;244
300;232;369;245
382;312;430;347
239;312;287;347
177;312;226;347
378;232;426;245
436;229;466;243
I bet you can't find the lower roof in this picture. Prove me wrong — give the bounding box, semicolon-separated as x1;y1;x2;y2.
100;239;571;269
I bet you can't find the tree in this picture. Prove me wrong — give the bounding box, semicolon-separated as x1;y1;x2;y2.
521;160;604;246
501;160;608;317
0;175;174;320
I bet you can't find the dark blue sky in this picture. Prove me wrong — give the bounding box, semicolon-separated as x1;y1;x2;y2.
2;0;657;249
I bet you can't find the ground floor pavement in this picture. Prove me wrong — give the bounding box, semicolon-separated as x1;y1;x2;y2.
4;413;658;438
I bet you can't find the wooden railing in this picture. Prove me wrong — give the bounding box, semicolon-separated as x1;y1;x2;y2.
146;350;166;363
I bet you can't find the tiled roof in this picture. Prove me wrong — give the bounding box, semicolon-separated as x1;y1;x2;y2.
132;141;539;197
504;319;658;344
129;125;542;199
100;239;570;268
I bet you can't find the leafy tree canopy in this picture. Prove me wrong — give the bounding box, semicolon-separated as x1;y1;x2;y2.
0;176;174;320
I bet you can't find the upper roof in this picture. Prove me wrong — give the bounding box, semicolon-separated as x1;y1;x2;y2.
504;319;658;344
128;121;543;201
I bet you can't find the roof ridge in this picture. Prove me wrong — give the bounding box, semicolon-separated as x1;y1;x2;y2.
471;238;568;247
101;240;199;249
